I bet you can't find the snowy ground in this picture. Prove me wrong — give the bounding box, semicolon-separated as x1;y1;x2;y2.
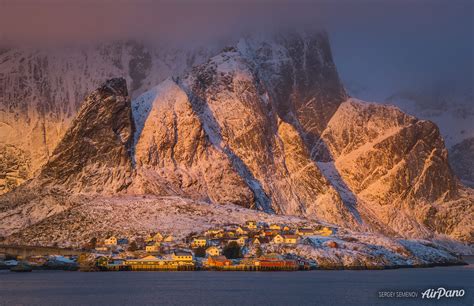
2;195;470;268
3;195;306;247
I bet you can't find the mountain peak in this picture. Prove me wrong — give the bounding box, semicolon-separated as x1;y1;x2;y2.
38;78;134;193
237;30;347;147
1;31;472;246
99;77;129;97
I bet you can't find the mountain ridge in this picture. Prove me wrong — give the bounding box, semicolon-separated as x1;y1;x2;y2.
0;30;472;247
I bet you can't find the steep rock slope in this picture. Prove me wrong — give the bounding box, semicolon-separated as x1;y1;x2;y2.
237;31;346;153
449;137;474;187
132;79;255;207
0;145;30;194
1;31;471;245
38;78;135;193
317;99;473;241
132;38;359;227
0;41;217;194
0;78;135;236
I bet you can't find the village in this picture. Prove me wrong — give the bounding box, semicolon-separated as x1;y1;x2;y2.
1;221;336;272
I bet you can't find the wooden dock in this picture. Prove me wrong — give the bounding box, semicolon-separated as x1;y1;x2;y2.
0;245;82;258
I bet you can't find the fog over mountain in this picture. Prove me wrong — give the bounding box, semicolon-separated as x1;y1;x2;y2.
1;0;472;119
1;0;473;184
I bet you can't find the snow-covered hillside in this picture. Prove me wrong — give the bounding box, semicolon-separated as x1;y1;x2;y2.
3;195;468;266
385;93;474;148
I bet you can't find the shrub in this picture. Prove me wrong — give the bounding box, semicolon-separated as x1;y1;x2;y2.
128;241;138;252
193;247;206;258
223;242;242;259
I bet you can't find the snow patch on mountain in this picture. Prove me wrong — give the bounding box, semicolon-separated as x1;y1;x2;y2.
0;41;220;194
390;97;474;147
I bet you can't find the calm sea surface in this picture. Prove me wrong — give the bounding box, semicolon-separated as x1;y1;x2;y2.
0;260;473;306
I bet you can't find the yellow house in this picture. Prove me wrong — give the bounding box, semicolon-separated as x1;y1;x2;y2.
192;237;207;248
282;225;291;231
272;234;284;244
236;236;247;246
283;235;298;244
245;221;257;230
126;256;173;270
269;224;281;231
205;229;224;237
316;227;333;236
252;238;261;245
225;231;236;238
236;227;248;235
145;242;160;253
104;236;117;246
296;228;315;236
163;235;174;242
153;232;164;242
206;246;220;257
127;255;161;266
172;251;193;262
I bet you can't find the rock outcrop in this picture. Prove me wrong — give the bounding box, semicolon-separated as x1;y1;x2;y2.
0;145;30;194
237;31;347;149
317;99;473;241
131;36;359;227
132;79;255;207
38;78;134;193
0;41;218;194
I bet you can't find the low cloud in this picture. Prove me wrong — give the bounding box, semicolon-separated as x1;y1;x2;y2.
0;1;325;46
1;0;472;105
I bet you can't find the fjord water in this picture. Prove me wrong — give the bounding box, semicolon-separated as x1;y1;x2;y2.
1;262;472;306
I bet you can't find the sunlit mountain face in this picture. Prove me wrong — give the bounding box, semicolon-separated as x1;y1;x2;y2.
327;0;473;146
0;0;472;272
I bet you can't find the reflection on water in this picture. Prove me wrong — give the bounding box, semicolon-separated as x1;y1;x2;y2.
0;264;472;306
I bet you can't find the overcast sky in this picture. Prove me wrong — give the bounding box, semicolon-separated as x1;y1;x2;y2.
1;0;472;105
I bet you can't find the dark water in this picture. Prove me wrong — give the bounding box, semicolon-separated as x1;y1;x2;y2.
0;263;473;306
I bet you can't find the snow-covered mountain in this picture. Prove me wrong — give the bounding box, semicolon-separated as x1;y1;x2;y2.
316;100;472;241
344;82;474;186
38;78;135;193
383;89;474;148
0;41;219;194
132;32;355;229
0;31;472;247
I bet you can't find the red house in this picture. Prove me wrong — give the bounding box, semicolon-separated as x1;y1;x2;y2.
206;256;232;267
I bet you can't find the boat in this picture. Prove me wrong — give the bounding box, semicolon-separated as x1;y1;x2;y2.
10;263;33;272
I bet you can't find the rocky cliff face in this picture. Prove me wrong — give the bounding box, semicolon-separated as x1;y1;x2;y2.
37;78;134;193
450;137;474;187
131;35;359;228
0;31;471;244
317;100;472;241
237;31;346;153
0;145;30;194
318;100;458;203
0;41;217;194
132;79;255;207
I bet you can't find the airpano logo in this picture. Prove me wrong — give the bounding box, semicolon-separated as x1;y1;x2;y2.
421;288;465;300
378;288;466;300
